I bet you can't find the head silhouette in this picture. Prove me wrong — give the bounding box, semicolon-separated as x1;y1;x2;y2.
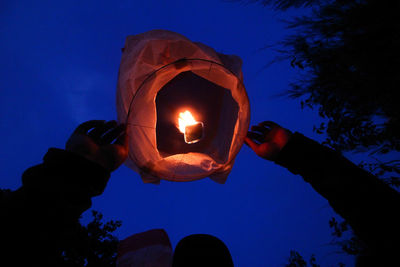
172;234;234;267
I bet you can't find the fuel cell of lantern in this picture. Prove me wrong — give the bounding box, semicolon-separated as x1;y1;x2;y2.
184;122;204;144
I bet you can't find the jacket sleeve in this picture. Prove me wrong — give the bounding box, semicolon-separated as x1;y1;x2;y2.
1;148;111;264
274;133;400;255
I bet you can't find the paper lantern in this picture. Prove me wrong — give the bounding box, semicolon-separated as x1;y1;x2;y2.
117;229;172;267
116;30;250;183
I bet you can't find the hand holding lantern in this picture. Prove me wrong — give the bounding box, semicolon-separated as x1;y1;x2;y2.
245;121;292;161
66;120;128;172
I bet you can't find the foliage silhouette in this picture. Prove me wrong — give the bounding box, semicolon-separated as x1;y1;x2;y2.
285;250;344;267
58;210;122;267
245;0;400;168
235;0;320;10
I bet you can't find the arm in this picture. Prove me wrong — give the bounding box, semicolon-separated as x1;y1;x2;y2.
245;122;400;256
1;120;127;265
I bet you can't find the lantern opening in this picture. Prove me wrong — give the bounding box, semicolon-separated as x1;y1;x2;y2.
155;71;239;163
178;111;204;144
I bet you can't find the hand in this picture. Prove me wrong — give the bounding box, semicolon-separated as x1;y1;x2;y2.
66;120;128;172
244;121;292;161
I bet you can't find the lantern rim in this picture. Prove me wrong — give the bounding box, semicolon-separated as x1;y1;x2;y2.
125;58;246;123
124;58;250;181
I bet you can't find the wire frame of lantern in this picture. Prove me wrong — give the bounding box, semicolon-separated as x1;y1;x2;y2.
121;58;250;182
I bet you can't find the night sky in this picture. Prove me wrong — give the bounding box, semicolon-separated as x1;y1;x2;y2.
1;1;355;266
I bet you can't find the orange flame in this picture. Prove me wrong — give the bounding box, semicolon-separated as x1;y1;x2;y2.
178;110;197;133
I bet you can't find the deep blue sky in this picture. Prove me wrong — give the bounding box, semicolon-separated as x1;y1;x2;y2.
1;1;355;266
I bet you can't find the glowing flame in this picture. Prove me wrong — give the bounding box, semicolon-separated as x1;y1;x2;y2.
178;110;197;133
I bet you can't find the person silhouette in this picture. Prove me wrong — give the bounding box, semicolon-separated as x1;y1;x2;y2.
2;120;399;266
245;121;400;266
1;120;128;266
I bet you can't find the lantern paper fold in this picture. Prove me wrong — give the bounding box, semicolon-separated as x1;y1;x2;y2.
116;30;250;183
117;229;172;267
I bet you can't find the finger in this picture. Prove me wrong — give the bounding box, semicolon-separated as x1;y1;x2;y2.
88;120;117;140
114;131;128;147
244;136;260;152
251;125;267;134
102;124;126;144
259;121;280;128
74;120;106;134
247;131;265;143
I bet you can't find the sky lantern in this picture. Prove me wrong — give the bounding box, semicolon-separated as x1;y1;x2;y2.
116;30;250;183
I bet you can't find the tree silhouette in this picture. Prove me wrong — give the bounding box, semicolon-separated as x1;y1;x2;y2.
283;1;399;155
236;0;320;10
284;250;344;267
244;0;400;174
58;210;122;267
285;250;307;267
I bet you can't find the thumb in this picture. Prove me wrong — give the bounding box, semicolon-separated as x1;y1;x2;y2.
244;137;259;153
